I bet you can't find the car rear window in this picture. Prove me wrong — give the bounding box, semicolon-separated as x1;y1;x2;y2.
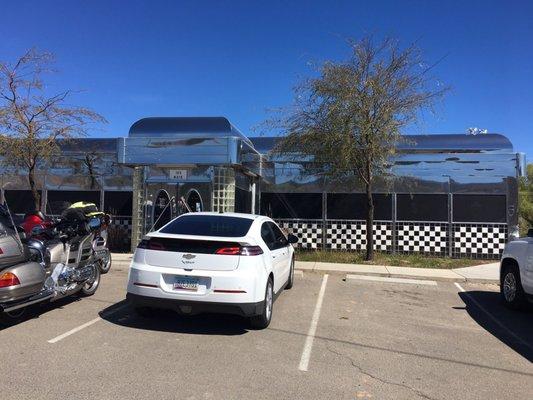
159;215;254;237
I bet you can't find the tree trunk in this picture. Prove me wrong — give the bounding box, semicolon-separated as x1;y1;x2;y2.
28;167;40;211
365;181;374;261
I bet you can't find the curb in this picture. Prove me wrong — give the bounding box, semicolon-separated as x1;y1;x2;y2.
294;265;499;285
110;254;499;285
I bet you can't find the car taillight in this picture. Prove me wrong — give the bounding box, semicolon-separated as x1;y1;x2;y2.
137;239;165;251
215;247;241;255
0;272;20;288
215;246;263;256
240;246;263;256
149;241;165;251
0;247;3;254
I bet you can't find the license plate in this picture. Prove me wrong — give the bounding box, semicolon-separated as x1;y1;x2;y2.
173;276;199;291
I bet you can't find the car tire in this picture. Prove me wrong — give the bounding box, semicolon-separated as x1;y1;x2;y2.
78;267;101;297
500;264;527;309
250;278;273;330
285;258;294;290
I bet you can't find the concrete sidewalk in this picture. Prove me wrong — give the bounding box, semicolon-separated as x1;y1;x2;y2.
295;260;500;284
111;253;500;284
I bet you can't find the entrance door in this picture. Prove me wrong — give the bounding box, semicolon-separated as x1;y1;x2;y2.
152;189;172;231
186;189;203;212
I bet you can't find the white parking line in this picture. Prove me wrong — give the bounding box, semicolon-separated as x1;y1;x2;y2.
47;303;129;344
298;274;328;372
346;274;437;286
454;283;533;353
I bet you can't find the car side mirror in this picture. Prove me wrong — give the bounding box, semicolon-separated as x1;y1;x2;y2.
287;233;298;244
528;228;533;238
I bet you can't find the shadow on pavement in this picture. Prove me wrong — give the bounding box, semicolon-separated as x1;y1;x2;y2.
99;300;250;336
0;295;81;331
459;291;533;362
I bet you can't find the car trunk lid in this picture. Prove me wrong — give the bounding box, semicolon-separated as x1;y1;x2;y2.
142;236;244;271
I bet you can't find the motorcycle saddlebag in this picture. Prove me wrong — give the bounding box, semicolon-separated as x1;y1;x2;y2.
0;231;28;268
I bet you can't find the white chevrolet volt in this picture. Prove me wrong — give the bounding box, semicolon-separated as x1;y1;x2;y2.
127;212;298;329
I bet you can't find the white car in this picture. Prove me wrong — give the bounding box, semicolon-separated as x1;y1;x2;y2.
500;228;533;309
127;212;298;328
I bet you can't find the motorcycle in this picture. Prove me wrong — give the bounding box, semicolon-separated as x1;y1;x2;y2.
22;207;112;275
0;202;102;324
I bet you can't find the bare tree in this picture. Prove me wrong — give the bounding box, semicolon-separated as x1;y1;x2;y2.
0;49;106;210
272;37;448;260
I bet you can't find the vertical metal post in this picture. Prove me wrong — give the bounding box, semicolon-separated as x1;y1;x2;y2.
251;181;256;214
322;192;327;250
392;192;397;254
448;192;453;258
99;185;105;213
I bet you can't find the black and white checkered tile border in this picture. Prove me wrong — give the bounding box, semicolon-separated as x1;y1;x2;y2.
112;216;132;233
110;216;132;246
277;219;323;249
114;215;507;259
396;222;448;256
325;220;393;251
452;223;507;258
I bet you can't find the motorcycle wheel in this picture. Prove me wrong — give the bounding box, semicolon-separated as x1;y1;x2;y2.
78;266;101;297
98;251;112;274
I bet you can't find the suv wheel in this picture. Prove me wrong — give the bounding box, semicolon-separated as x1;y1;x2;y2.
501;265;526;309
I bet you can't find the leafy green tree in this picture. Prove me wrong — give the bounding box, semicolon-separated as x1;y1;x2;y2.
519;163;533;235
272;37;448;260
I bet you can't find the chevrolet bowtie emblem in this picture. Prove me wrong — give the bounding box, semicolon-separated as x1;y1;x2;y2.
182;254;196;260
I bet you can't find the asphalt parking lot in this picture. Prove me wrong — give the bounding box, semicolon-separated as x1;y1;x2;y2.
1;263;532;400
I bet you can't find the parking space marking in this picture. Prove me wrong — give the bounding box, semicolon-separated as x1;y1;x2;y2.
454;283;533;353
346;274;437;286
298;274;328;372
47;303;129;344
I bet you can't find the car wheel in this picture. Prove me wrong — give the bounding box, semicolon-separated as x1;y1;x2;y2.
78;267;101;297
250;278;273;329
285;258;294;290
500;265;526;309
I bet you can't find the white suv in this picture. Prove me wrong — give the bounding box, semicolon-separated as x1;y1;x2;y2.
500;229;533;309
127;212;298;328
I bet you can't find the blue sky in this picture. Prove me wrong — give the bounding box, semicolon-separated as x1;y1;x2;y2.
2;0;532;159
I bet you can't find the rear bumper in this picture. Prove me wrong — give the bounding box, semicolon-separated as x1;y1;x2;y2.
127;260;267;304
127;292;264;317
